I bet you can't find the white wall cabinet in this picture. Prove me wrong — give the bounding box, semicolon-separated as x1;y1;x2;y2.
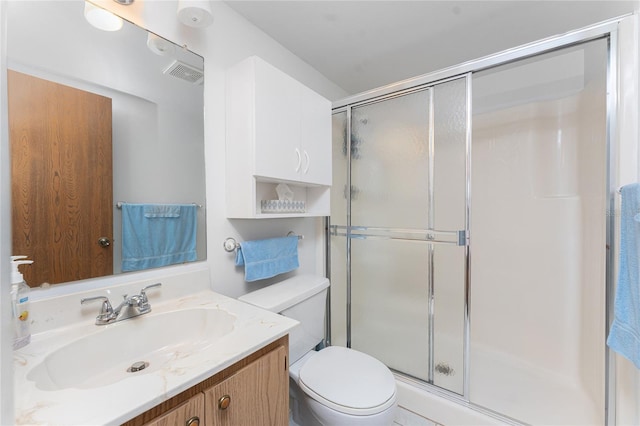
226;56;331;218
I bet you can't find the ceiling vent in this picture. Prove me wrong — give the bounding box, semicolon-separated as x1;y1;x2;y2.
163;60;204;85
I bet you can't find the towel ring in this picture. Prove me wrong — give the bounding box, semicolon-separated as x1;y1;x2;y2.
223;238;240;252
223;232;303;253
287;231;304;240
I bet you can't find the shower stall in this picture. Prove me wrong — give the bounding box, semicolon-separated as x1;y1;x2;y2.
328;21;618;425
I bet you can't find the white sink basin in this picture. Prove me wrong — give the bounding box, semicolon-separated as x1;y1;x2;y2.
27;308;236;391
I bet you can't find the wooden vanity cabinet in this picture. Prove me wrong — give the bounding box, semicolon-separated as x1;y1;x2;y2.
204;345;288;425
124;336;288;426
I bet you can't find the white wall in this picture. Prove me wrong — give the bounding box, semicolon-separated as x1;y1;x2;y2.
111;87;206;273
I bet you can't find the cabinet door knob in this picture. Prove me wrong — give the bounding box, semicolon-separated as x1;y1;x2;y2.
218;395;231;410
185;416;200;426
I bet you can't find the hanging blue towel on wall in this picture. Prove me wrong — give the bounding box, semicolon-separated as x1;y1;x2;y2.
121;203;197;272
235;236;299;282
607;183;640;369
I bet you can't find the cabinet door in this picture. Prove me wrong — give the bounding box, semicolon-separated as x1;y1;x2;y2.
143;393;204;426
254;58;301;182
299;85;332;186
204;346;288;426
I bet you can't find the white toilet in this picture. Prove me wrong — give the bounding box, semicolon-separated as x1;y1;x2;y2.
239;275;397;426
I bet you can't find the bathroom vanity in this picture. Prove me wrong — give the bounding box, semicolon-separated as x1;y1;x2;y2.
13;267;297;425
125;336;288;426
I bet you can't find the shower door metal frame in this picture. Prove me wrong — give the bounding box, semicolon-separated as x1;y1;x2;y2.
331;74;473;395
331;76;470;388
330;15;626;426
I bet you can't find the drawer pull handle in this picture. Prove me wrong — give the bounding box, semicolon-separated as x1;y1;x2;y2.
186;416;200;426
218;395;231;410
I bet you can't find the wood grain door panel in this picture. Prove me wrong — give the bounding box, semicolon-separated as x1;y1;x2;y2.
9;70;113;285
204;346;288;426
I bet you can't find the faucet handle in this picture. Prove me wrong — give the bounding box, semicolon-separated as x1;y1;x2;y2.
141;282;162;292
81;296;114;324
139;282;162;309
81;295;113;312
140;282;161;298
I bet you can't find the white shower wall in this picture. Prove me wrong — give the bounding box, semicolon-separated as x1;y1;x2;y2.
469;39;607;424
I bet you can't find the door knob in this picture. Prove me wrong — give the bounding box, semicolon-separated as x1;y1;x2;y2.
98;237;111;248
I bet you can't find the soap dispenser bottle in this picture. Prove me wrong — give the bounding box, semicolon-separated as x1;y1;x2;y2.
10;255;33;350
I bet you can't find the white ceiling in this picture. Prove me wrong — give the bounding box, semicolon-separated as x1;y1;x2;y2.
225;1;638;95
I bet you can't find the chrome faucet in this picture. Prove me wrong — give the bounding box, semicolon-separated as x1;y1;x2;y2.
81;283;162;325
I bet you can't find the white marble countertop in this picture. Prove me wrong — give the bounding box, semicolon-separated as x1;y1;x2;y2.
14;272;298;425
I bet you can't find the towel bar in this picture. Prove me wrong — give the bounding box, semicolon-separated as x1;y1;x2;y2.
116;202;202;209
223;233;304;253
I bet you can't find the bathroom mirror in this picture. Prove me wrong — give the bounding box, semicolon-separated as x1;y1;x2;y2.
7;1;206;286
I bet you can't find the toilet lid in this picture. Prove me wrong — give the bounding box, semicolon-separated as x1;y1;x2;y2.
298;346;396;416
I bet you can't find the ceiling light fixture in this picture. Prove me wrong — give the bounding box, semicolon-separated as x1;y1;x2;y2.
113;0;134;4
177;0;214;28
147;33;176;56
84;2;123;31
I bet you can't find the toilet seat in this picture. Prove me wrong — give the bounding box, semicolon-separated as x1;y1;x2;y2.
297;346;396;416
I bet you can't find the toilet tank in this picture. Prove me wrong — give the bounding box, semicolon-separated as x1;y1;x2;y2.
238;275;329;363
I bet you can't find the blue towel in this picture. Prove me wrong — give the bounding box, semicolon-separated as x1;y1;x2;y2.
121;203;197;272
607;183;640;369
235;236;299;282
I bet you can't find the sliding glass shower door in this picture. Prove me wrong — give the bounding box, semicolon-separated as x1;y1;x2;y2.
330;34;610;424
330;77;469;394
